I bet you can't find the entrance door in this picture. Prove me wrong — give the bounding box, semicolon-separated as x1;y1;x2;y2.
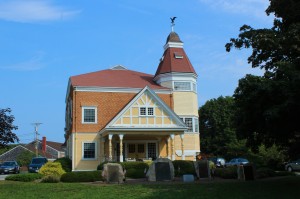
147;143;157;160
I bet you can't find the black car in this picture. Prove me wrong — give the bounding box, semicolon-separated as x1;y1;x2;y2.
28;157;48;173
0;161;20;174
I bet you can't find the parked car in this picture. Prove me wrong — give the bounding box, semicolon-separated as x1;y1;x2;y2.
0;161;20;174
209;157;226;167
285;159;300;172
28;157;48;173
225;158;249;167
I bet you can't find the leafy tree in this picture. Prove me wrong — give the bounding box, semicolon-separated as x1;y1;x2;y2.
16;150;35;167
199;96;237;156
0;108;19;148
225;0;300;157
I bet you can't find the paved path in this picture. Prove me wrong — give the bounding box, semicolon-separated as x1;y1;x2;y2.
0;174;9;181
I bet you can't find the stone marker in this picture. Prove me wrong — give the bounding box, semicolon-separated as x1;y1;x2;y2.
238;164;255;181
183;174;194;182
146;158;174;181
194;160;210;179
102;163;124;183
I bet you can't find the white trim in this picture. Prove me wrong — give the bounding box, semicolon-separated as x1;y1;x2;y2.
72;133;75;170
74;86;172;94
176;150;200;157
153;72;197;82
81;106;97;124
74;132;98;135
0;145;34;158
163;42;184;50
81;141;97;160
100;86;187;134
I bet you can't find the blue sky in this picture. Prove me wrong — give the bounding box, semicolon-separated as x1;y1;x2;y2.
0;0;273;144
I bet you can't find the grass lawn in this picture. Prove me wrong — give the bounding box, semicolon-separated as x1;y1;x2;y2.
1;176;299;199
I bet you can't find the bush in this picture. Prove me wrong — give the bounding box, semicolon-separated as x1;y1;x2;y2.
41;175;60;183
173;160;196;176
256;167;276;179
54;157;72;172
121;162;149;170
125;168;146;178
39;162;66;177
215;167;237;179
5;173;43;182
60;171;103;182
16;150;35;167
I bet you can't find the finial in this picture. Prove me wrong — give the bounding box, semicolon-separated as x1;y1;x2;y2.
170;17;177;32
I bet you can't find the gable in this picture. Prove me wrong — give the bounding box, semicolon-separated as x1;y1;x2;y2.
105;86;186;129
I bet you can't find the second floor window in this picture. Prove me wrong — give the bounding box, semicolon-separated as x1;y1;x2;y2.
140;107;154;116
82;106;97;123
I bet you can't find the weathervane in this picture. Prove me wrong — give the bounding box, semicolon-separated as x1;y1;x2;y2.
170;17;177;32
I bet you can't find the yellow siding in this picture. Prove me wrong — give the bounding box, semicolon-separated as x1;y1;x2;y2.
123;117;130;124
73;133;99;171
173;92;198;116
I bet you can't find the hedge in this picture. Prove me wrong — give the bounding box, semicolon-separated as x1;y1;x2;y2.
54;157;72;172
173;160;196;176
60;171;103;182
215;167;237;179
5;173;43;182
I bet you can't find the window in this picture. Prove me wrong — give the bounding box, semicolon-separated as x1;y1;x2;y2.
192;83;197;92
181;117;199;133
174;82;191;91
82;107;97;123
138;144;145;153
128;144;135;153
148;107;154;116
139;107;154;116
83;142;96;159
140;107;146;115
184;118;193;132
174;52;183;59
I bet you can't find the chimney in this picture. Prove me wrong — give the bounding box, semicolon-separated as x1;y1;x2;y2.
42;137;46;154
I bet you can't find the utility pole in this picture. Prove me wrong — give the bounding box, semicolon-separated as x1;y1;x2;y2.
32;123;42;157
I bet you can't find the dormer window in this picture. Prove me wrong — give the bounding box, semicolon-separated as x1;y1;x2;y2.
140;107;154;116
174;52;183;59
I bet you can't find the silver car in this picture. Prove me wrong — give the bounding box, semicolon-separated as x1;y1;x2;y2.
225;158;249;167
285;159;300;172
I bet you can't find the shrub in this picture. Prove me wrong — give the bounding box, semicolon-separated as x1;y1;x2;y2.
41;175;60;183
121;162;149;170
5;173;43;182
215;167;237;179
60;171;103;182
173;160;196;176
125;168;146;178
39;162;66;178
16;150;35;167
54;157;72;172
256;167;276;179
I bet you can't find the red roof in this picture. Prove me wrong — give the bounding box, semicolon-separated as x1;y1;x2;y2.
155;47;196;77
71;68;167;90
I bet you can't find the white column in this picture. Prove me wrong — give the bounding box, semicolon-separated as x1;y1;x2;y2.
170;134;175;160
108;134;113;161
180;134;185;160
119;134;124;162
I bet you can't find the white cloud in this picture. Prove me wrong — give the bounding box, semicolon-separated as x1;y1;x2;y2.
0;0;80;23
0;51;46;71
199;0;270;19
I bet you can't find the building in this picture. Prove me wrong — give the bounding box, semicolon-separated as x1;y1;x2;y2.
65;29;200;171
0;137;65;163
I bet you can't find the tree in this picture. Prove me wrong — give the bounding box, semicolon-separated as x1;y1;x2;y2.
225;0;300;157
0;108;19;147
199;96;237;156
16;150;35;167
